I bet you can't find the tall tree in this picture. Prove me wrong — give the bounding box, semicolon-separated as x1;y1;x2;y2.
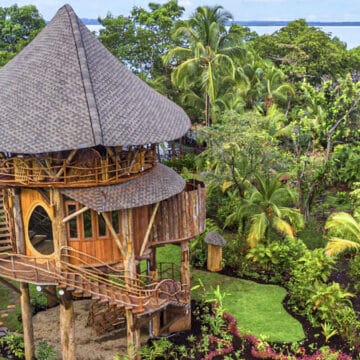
98;1;184;80
0;4;45;66
164;5;244;125
291;75;360;222
251;19;349;84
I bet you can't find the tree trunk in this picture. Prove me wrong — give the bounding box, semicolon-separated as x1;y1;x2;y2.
125;309;140;360
13;189;35;360
20;282;35;360
205;90;211;127
59;291;75;360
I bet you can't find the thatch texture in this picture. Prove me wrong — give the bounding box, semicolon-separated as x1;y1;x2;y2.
0;5;190;154
61;164;185;211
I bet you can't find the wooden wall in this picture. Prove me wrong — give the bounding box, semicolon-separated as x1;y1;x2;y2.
18;181;206;266
20;188;55;259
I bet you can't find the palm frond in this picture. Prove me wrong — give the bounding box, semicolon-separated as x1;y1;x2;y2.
247;213;268;248
325;237;360;257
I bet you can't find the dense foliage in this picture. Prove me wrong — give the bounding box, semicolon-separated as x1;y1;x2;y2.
1;1;360;358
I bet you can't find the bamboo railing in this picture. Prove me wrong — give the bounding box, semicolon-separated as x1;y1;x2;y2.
0;146;156;187
0;247;188;313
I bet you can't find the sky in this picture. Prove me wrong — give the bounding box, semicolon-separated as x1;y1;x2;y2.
2;0;360;22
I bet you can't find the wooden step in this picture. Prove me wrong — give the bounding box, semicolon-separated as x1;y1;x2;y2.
0;245;12;252
0;239;11;245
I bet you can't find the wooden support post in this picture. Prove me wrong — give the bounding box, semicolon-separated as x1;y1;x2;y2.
53;190;76;360
180;241;191;331
13;189;35;359
52;189;68;266
139;203;159;257
148;248;160;337
125;309;140;360
59;291;75;360
20;282;35;360
180;241;190;300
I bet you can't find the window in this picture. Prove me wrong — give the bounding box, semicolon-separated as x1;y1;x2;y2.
28;205;54;255
98;213;107;237
111;211;119;234
67;203;78;239
83;209;93;239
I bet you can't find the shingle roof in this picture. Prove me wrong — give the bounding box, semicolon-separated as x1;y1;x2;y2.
61;163;185;211
0;4;190;154
204;231;226;246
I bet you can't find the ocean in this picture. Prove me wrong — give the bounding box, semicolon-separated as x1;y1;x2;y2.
87;25;359;49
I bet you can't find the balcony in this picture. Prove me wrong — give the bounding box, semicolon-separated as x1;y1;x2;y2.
0;146;156;187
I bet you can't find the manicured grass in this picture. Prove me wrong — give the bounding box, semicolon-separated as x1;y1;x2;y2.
155;245;304;342
191;269;304;343
156;244;181;265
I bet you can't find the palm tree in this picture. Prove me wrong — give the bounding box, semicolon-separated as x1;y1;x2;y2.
226;174;304;248
262;65;295;113
325;212;360;256
163;5;244;126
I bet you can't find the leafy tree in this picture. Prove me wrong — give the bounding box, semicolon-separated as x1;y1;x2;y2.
98;1;184;80
164;5;244;125
0;4;45;66
226;174;304;248
325;212;360;256
291;75;360;221
251;19;349;84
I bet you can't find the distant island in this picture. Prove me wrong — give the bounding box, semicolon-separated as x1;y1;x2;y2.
80;18;360;27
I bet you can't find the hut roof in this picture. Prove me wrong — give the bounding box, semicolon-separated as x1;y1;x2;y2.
0;4;190;154
204;231;226;246
61;163;185;212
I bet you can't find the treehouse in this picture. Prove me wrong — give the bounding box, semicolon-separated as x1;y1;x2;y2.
0;5;205;359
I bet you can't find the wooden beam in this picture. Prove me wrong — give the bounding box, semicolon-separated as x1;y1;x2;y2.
139;203;160;257
12;189;25;254
20;282;35;360
55;149;78;179
149;235;194;247
59;290;75;360
125;309;140;360
0;277;20;294
62;206;89;223
101;212;126;258
12;189;35;359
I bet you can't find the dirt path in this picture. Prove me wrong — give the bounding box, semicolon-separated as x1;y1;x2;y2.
33;300;148;360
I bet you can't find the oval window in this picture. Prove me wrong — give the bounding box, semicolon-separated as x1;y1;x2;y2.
28;205;54;255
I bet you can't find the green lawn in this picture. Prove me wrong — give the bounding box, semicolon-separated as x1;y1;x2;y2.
156;244;304;343
191;269;304;342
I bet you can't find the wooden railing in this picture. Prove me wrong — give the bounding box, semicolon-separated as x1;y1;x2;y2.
0;247;188;312
0;146;156;187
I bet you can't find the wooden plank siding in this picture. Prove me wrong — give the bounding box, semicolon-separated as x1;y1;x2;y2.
18;181;205;267
148;181;206;246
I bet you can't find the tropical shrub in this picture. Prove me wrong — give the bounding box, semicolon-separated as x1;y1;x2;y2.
0;332;24;359
246;237;306;282
348;253;360;293
287;249;334;311
36;340;57;360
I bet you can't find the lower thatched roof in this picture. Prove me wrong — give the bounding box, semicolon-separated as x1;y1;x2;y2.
61;164;185;212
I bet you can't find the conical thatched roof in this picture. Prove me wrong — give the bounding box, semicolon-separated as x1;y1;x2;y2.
0;4;190;154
